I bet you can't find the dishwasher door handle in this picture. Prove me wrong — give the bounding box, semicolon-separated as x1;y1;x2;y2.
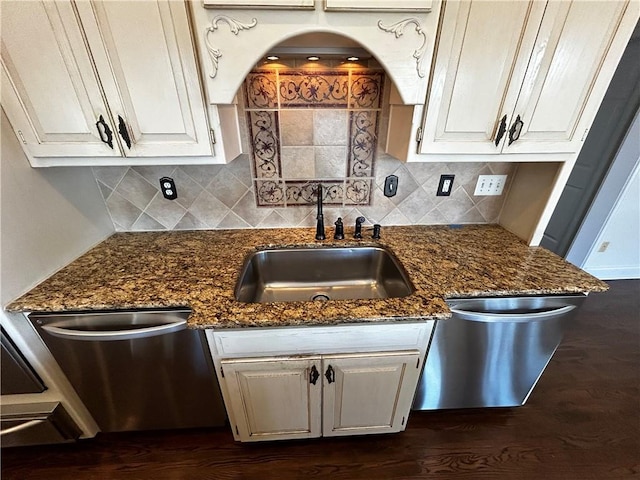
41;319;187;341
449;304;576;323
0;419;45;437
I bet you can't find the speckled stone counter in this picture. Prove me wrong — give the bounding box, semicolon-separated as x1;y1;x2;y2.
6;225;608;328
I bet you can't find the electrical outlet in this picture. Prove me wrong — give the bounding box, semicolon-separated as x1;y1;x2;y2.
437;174;455;196
159;176;177;200
474;175;507;196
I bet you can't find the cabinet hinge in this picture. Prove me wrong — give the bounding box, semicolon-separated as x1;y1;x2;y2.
235;425;239;435
220;366;224;378
17;130;27;144
581;128;589;141
415;126;423;143
210;128;216;145
402;416;405;426
416;358;420;369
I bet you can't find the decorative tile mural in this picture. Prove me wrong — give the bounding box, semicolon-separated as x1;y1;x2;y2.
244;67;384;208
91;58;517;232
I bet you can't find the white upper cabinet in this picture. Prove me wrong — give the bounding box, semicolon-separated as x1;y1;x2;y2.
418;0;639;156
75;0;212;158
203;0;315;8
1;1;121;159
1;0;216;166
324;0;432;11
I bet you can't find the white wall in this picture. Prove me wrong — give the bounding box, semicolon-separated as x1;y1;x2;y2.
567;111;640;279
1;110;114;306
581;161;640;279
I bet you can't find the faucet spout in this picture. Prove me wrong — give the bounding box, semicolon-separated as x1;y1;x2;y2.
315;183;326;240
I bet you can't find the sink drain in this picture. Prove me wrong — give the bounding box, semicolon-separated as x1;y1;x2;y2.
312;293;330;301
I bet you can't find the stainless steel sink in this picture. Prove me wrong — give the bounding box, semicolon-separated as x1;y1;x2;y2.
235;246;414;303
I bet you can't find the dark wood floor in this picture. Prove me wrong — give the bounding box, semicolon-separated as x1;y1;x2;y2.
2;280;638;480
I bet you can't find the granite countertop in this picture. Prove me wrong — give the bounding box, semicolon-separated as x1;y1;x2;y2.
6;225;608;328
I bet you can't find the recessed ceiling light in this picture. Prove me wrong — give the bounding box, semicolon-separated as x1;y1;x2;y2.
346;56;360;61
306;56;320;61
266;55;279;61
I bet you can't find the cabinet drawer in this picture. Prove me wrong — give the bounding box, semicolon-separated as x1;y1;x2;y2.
209;322;434;358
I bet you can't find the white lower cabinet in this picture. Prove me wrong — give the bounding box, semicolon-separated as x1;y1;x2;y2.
208;322;433;442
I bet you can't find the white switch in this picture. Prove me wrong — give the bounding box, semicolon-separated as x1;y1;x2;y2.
474;175;507;196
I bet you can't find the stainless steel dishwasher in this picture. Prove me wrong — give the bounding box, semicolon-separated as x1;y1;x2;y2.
29;309;226;432
413;294;586;410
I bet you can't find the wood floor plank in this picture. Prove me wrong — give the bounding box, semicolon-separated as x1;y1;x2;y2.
2;280;638;479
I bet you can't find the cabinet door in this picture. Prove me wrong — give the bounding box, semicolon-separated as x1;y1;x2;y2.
75;0;212;157
203;0;315;8
419;0;546;154
1;1;122;159
221;356;322;442
504;0;634;154
324;0;432;11
322;351;421;437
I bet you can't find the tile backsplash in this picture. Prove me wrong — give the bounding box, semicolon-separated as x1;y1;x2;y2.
93;158;514;231
245;66;383;208
92;57;515;231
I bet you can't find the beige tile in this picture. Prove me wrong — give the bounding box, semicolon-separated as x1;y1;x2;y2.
132;166;176;186
226;154;253;187
315;146;348;178
96;181;112;201
231;190;271;227
257;210;289;228
181;165;224;188
131;213;166;231
280;110;313;146
188;191;229;228
113;169;158;210
476;195;506;223
458;206;488;224
144;195;187;229
419;207;448;224
381;208;412;226
106;191;143;230
207;169;250;208
172;168;204;209
437;187;476;223
314;110;349;145
217;211;251;229
174;212;208;230
281;146;315;179
92;166;128;189
396;187;436;223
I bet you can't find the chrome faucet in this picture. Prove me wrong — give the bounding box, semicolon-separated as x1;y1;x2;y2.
315;183;326;240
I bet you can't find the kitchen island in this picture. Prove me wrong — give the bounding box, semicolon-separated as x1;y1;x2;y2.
6;224;607;326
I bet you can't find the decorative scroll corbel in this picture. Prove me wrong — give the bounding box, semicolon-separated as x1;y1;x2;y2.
205;15;258;79
377;18;428;78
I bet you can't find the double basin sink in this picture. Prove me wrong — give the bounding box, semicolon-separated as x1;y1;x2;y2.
235;246;414;303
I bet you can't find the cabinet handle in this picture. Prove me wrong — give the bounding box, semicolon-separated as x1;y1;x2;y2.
309;365;319;385
495;114;507;146
325;365;335;384
508;115;524;146
118;115;132;149
96;115;113;149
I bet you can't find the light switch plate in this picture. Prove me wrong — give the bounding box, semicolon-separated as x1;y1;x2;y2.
474;175;507;196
